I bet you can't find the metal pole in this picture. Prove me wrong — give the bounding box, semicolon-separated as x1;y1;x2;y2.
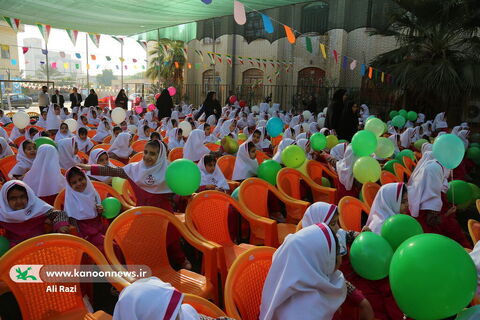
86;34;90;88
157;28;161;90
45;43;49;83
121;40;124;89
212;18;216;92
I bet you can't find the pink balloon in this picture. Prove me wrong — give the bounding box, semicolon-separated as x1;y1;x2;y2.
155;93;160;100
148;104;156;111
135;106;143;114
168;86;176;96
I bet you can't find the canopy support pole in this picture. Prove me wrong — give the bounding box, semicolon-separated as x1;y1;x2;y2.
157;28;161;90
121;40;124;89
45;43;49;84
212;19;216;92
86;34;90;88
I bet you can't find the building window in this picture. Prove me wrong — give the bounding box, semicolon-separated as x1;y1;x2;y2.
202;69;218;92
1;45;10;59
242;68;264;86
301;2;329;34
297;67;326;87
244;12;266;42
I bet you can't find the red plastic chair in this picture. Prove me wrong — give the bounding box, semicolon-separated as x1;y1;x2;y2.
360;182;381;208
255;150;270;165
87;130;97;139
402;156;416;172
393;162;411;183
168;147;184;162
13;135;25;147
206;143;220;152
91;144;111;151
128;152;143;163
338;196;370;232
306;160;339;189
131;140;147;153
380;171;400;185
468;219;480;244
121;180;137;207
103;136;112;144
217;155;240;191
0;155;16;180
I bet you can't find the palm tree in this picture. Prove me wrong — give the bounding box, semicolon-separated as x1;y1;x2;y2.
35;64;62;80
146;39;186;89
370;0;480;120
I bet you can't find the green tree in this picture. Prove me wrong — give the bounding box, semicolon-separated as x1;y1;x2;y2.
146;39;186;89
35;64;62;80
370;0;480;119
96;69;116;86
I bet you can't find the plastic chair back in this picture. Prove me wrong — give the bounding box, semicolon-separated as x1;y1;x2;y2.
0;234;129;320
109;159;125;167
361;182;381;208
306;160;339;188
91;144;111;151
270;136;282;147
255;151;270;165
477;199;480;215
217;155;236;180
103;136;112;144
121;180;137;206
402;156;415;172
393;162;411;183
87;130;97;139
129;152;143;163
183;294;227;318
131;140;147;153
77;151;89;163
380;171;400;185
168;147;184;162
206;143;220;152
13;136;26;146
224;247;276;320
0;155;16;180
468;219;480;244
338;196;370;232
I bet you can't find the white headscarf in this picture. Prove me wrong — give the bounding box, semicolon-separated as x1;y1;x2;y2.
469;242;480;296
9;127;24;142
400;128;415;148
433;112;448;130
301;202;338;227
0;137;13;158
112;277;200;320
0;127;11;144
218;119;237;139
365;183;405;233
206;114;216;126
249;127;270;150
64;168;101;220
458;130;470;149
336;145;358;191
232;141;258;181
0;180;52;223
260;223;346;320
23;144;66;197
273;138;294;163
309;122;319;133
167;128;185;150
183;129;209;162
197;154;229;191
330;143;347;161
92;120;111;142
408;160;445;217
420;123;431;138
296;138;311;159
388;134;401;155
109;132;132;159
74;135;94;153
123;141;170;194
58;137;79;170
9;140;34;176
36;115;47;129
416;113;425;124
55;125;74;142
359;104;370;122
46;105;61;130
282;128;295;141
87;149;115;182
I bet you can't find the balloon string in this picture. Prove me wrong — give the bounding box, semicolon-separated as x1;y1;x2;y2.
450;170;454;206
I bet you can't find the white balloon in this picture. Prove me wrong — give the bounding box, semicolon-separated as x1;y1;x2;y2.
12;111;30;129
302;110;312;120
63;118;77;133
251;105;260;113
178;121;192;138
318;117;326;128
323;107;328;114
111;107;126;124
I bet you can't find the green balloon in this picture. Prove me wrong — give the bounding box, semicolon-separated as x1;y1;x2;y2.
35;137;56;149
395;149;415;165
407;111;418;121
351;130;378;156
0;236;10;257
257;160;282;185
389;234;477;320
237;133;247;141
309;133;327;151
338;139;348;143
447;180;473;205
353;157;381;184
101;197;122;219
398;109;408;118
367;115;376;121
469;183;480;200
466;147;480;162
456;305;480;320
224;136;239;154
389;110;399;119
321;177;331;188
383;159;400;174
414;139;428;151
391;115;406;128
350;232;393;280
166;159;201;196
365;118;386;137
471;133;480;143
231;187;239;200
381;215;423;250
470;142;480;149
375;137;395;158
281;145;306;168
326;135;339;149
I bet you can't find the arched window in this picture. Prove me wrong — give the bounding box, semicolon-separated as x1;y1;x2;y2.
202;69;218;92
298;67;325;87
241;68;264;103
301;1;329;34
242;68;264;86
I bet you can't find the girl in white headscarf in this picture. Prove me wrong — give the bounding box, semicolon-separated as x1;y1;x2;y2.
58;137;80;170
87;149;115;184
336;145;359;198
232;141;258;181
87;108;100;126
249;127;271;152
183;129;209;162
359;104;370;124
0;180;70;247
420;122;431;138
36;110;48;129
9;139;36;179
23;144;66;205
198;123;217;143
0;126;11;144
46;104;61;132
388;133;401;155
9;126;26;142
92;120;112;143
282;127;295;141
458;130;470;149
329;142;348;161
469;242;480;296
272;138;294;164
260;223;347;320
197;154;229;192
400;127;415;148
433;112;448;132
75;127;94;153
167;128;185;150
218;119;238;139
55;123;74;142
212;118;225;137
365;183;409;234
65;166;105;251
0;136;13;159
108;132;134;163
206;114;216;126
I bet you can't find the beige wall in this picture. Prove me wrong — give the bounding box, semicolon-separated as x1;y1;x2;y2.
0;21;22;80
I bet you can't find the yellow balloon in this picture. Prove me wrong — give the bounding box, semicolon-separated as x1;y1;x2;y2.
295;159;309;176
326;135;339;149
112;177;126;195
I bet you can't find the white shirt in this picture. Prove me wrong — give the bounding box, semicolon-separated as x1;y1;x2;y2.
38;92;50;106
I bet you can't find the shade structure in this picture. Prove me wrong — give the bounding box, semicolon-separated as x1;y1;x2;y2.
0;0;315;35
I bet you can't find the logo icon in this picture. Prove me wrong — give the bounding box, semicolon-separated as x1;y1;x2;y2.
145;174;155;185
15;267;37;281
9;265;43;283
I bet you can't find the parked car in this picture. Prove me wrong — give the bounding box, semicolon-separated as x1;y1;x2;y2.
1;94;33;109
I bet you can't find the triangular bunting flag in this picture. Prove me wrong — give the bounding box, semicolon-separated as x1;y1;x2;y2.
41;49;48;55
22;47;28;54
106;56;111;61
333;50;338;63
51;62;57;69
75;53;81;59
75;63;80;69
267;75;273;83
261;14;274;34
320;44;327;59
187;63;192;69
119;57;125;62
207;52;215;64
262;59;267;69
37;23;51;44
136;40;147;51
216;53;222;64
88;33;101;48
4;17;20;33
226;54;232;66
63;62;69;69
238;56;244;65
269;59;275;68
284;25;296;44
174;62;180;69
350;60;357;70
112;36;124;45
368;67;373;79
360;64;366;76
133;58;137;63
381;72;385;83
342;56;348;69
234;0;246;25
305;37;312;53
91;55;96;60
248;57;254;66
66;29;79;46
60;51;66;58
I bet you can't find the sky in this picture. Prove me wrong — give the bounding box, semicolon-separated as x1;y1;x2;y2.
17;25;147;76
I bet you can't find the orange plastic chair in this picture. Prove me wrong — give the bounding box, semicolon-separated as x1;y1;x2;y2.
255;150;270;165
186;191;272;283
270;135;282;147
477;199;480;215
109;159;125;167
217;155;240;191
206;143;220;152
168;147;184;162
77;151;89;163
306;160;339;188
361;182;381;208
121;180;137;206
160;130;167;137
163;136;169;144
104;206;219;303
402;156;416;172
468;219;480;244
0;234;129;320
103;136;112;144
129;152;143;163
183;294;227;317
87;130;97;139
131;140;147;153
224;247;276;320
91;144;111;151
338;196;371;232
13;135;26;146
393;162;411;183
0;155;16;180
276;168;337;205
54;181;133;211
380;170;400;185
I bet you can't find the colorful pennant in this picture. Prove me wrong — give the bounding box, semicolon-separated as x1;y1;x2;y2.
261;14;274;34
233;0;246;25
88;33;101;48
22;47;28;54
3;17;20;32
37;23;51;44
66;29;78;46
